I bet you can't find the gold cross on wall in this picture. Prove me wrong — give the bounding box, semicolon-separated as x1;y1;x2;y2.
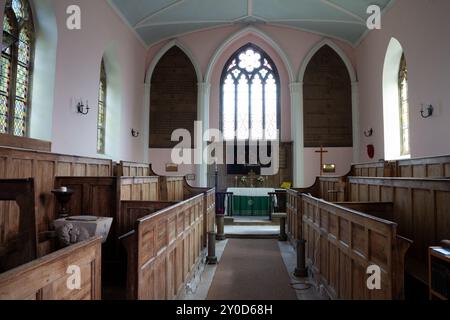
315;146;328;176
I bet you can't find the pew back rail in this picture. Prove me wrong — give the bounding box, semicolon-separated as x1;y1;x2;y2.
0;237;102;300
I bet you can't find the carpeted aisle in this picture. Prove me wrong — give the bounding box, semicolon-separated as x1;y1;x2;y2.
207;239;298;300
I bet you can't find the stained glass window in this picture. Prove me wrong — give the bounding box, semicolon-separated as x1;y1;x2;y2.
1;0;34;136
398;54;410;156
97;60;107;154
221;44;280;141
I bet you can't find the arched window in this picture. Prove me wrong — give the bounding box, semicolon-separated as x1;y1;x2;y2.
398;53;410;156
97;59;106;154
221;44;280;141
1;0;34;136
383;38;410;160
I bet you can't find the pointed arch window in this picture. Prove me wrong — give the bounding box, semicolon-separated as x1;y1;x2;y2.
221;44;280;141
398;53;410;156
97;59;106;154
1;0;34;136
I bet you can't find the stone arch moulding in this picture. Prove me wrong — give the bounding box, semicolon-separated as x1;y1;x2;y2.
205;26;295;84
297;38;360;180
298;38;357;83
145;39;203;84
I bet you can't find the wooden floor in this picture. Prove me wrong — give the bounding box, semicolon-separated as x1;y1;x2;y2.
207;239;298;300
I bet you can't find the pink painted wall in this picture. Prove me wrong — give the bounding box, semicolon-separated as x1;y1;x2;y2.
149;148;196;180
304;148;353;187
145;25;356;183
356;0;450;162
51;0;147;161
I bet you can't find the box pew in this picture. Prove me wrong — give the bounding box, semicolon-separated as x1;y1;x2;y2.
115;161;152;177
53;175;215;292
0;237;102;300
121;194;206;300
350;155;450;178
0;146;113;256
348;177;450;284
396;155;450;178
0;179;37;272
302;194;411;299
351;161;396;177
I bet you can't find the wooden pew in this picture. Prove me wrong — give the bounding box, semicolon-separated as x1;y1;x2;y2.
53;175;215;295
348;177;450;284
0;237;102;300
350;155;450;178
0;179;37;272
121;194;206;300
0;146;113;256
115;161;152;177
396;155;450;178
302;194;411;299
351;161;396;177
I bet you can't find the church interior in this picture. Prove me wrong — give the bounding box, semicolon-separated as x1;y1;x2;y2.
0;0;449;302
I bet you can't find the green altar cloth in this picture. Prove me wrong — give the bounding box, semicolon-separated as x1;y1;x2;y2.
232;196;271;216
226;188;276;217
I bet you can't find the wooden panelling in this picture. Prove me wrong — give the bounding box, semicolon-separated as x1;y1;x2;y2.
0;147;112;239
122;194;206;300
119;177;160;201
302;194;410;300
118;201;177;236
348;177;450;283
115;161;151;177
396;155;450;178
0;179;37;273
351;155;450;178
0;134;51;152
0;237;101;300
163;177;185;201
351;161;396;177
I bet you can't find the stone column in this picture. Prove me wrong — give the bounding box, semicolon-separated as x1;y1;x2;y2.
290;82;304;187
351;81;360;163
142;82;151;164
196;82;211;187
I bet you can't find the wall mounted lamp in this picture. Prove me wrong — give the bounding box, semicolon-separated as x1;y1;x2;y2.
76;100;90;115
131;129;140;138
364;128;374;137
420;104;434;119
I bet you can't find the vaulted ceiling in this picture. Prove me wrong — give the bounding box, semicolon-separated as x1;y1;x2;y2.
109;0;393;47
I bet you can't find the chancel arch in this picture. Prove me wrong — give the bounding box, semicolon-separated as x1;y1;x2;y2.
383;37;411;160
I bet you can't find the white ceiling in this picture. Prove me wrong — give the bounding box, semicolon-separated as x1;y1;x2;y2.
109;0;394;47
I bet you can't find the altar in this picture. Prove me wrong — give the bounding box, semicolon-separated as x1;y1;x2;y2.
226;188;276;217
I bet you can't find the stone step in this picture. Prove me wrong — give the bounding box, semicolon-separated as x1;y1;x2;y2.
224;216;280;226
